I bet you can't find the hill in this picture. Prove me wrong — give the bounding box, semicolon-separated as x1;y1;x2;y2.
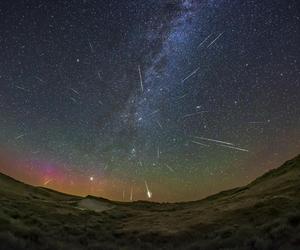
0;155;299;250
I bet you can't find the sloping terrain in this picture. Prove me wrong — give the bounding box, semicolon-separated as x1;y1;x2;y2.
0;155;299;250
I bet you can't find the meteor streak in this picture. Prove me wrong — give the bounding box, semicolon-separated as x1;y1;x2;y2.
70;88;80;95
207;32;224;48
197;33;213;48
217;144;249;152
35;76;46;83
165;164;174;172
70;97;77;103
156;121;163;129
130;187;133;201
43;179;52;185
15;85;29;92
181;67;200;83
144;181;152;199
15;134;25;140
193;136;234;146
88;39;94;53
138;65;144;92
191;141;209;147
181;111;208;119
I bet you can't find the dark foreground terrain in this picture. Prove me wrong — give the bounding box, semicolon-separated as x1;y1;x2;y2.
0;155;300;250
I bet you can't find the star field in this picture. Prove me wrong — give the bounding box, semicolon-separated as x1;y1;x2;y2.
0;0;299;201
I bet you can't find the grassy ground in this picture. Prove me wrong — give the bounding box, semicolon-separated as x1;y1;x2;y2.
0;155;299;250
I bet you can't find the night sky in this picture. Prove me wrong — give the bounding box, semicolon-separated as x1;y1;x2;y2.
0;0;299;202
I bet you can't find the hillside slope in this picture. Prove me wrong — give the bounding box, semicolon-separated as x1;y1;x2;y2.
0;155;299;250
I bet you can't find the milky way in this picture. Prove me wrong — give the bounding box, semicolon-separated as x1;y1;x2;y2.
0;0;299;201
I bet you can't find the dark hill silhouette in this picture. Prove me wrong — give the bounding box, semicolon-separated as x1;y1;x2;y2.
0;155;299;250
